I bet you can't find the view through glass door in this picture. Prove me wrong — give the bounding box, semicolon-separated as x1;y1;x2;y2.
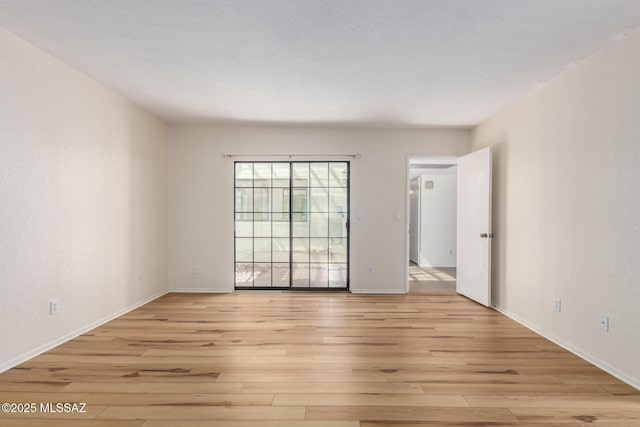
234;161;349;290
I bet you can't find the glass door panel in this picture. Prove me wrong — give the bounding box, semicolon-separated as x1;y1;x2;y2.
292;163;309;187
235;161;348;290
291;238;309;263
292;263;310;287
310;163;329;187
272;263;290;287
329;264;348;288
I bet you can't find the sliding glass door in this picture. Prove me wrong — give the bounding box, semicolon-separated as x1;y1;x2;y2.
234;161;349;290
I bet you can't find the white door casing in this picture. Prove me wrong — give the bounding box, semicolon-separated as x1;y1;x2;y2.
409;177;420;264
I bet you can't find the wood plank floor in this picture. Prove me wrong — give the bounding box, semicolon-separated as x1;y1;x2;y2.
409;265;457;295
1;292;639;426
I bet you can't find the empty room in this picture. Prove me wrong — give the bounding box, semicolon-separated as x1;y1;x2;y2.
1;1;640;425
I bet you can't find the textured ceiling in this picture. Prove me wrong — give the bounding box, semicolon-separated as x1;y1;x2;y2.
1;0;640;126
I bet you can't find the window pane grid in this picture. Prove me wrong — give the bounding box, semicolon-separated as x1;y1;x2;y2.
235;161;348;290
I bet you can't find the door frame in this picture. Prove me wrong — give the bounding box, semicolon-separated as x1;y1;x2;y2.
409;176;421;264
404;155;458;293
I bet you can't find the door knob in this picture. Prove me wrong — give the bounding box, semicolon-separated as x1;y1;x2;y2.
480;233;488;238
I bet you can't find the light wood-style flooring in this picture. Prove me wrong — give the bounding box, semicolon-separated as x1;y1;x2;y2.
1;292;639;426
409;264;457;294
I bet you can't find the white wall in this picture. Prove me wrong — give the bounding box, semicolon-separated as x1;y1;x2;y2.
419;174;457;268
169;124;470;293
0;27;169;371
472;28;640;388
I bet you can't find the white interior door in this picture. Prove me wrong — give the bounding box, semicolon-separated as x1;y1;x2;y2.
456;147;492;306
409;177;420;264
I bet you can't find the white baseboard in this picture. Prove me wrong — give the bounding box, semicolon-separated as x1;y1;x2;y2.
0;289;170;373
176;289;408;294
494;305;640;391
171;287;232;293
351;289;407;294
418;263;456;269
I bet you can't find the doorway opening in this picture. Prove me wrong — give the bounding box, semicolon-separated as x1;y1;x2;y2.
234;161;350;290
407;156;457;294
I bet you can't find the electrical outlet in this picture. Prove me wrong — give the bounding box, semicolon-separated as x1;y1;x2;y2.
367;266;374;274
599;315;609;332
50;301;59;315
554;299;562;313
192;265;200;274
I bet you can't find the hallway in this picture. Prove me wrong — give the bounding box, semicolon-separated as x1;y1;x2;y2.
409;264;456;295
